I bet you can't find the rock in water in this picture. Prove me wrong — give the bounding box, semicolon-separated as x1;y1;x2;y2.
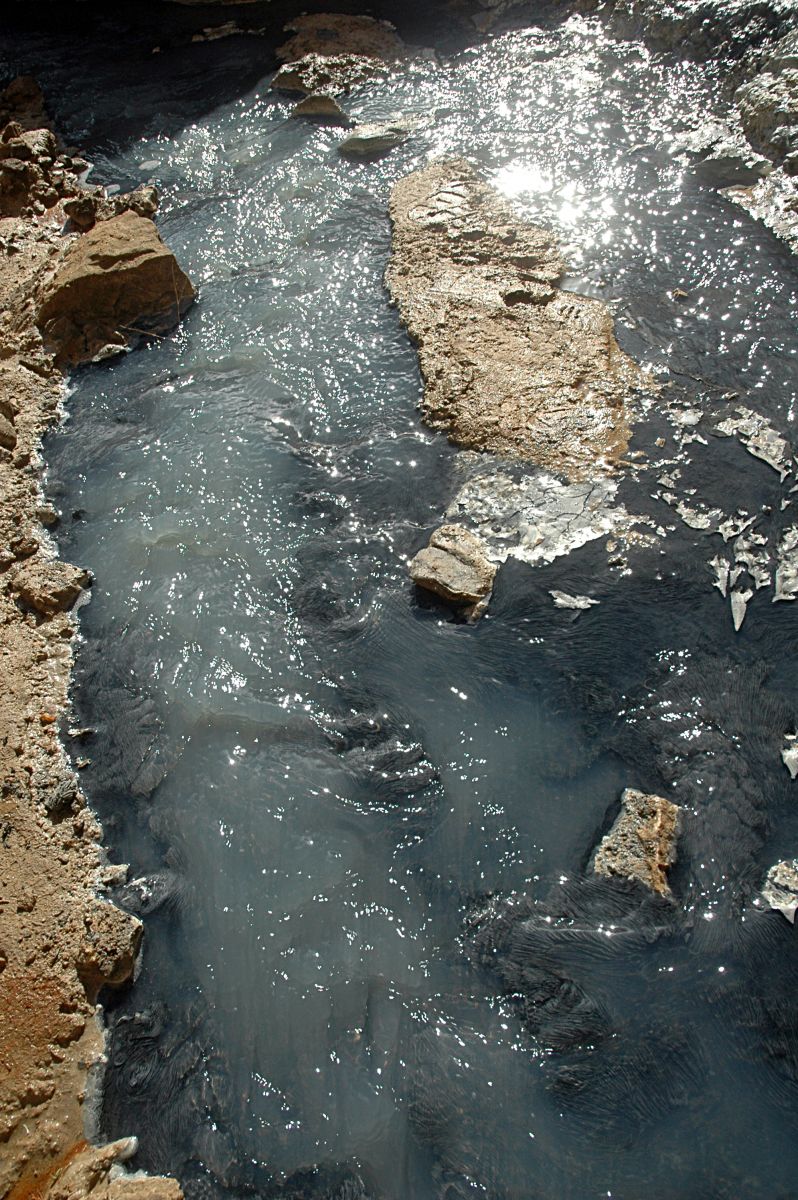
386;160;650;477
762;859;798;922
339;121;409;158
593;788;681;896
409;524;496;619
36;211;194;365
272;13;405;98
272;53;388;97
291;94;351;125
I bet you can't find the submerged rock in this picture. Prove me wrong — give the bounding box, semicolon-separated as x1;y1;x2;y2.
291;94;351;125
37;211;194;366
339;121;410;158
386;160;650;477
409;523;497;618
593;788;681;896
762;859;798;922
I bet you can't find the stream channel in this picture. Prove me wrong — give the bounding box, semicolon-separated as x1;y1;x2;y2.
6;3;798;1197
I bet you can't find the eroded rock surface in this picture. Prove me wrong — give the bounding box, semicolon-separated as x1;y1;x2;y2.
409;523;497;618
272;13;405;98
386;160;650;476
593;788;681;896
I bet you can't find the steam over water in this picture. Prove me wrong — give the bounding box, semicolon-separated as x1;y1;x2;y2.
14;6;798;1197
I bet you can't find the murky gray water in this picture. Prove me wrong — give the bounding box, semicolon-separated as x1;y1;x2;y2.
11;5;798;1197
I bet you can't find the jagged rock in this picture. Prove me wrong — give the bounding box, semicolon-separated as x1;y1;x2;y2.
593;788;681;896
291;94;351;125
37;211;194;366
63;185;159;232
73;899;142;993
761;859;798;922
272;13;404;97
550;590;599;610
272;52;388;98
11;559;90;616
386;160;650;476
338;121;410;158
409;523;496;618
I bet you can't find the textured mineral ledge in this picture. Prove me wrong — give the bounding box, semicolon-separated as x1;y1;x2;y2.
387;158;652;613
0;76;188;1199
592;788;682;896
386;159;648;476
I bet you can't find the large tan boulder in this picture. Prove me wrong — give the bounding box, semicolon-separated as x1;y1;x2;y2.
37;211;194;365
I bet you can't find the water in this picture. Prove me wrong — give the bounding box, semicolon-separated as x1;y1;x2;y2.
9;4;798;1197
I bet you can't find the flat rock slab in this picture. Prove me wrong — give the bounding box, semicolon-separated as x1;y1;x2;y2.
386;159;651;477
409;523;496;618
593;788;681;896
36;211;194;366
339;122;410;158
762;859;798;922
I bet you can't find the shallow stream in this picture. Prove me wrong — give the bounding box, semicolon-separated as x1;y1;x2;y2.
7;5;798;1197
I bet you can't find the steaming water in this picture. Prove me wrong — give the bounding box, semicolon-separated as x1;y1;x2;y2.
13;7;798;1198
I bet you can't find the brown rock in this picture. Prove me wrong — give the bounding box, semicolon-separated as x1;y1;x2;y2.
272;53;388;98
37;211;194;366
73;900;142;994
0;76;50;132
63;185;160;233
12;560;90;616
593;788;681;896
386;160;651;478
276;13;405;64
0;412;17;449
291;94;351;125
409;523;496;618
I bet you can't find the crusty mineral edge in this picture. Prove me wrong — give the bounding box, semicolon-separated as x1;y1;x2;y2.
0;114;182;1200
385;158;651;480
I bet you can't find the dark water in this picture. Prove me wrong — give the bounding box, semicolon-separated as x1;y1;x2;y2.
6;4;798;1197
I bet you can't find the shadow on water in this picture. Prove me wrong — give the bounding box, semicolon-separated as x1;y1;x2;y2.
9;1;798;1197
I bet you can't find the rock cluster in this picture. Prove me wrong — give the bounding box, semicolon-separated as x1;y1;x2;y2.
386;159;649;477
592;788;681;896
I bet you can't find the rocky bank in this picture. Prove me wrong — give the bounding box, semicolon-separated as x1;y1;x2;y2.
0;76;189;1199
